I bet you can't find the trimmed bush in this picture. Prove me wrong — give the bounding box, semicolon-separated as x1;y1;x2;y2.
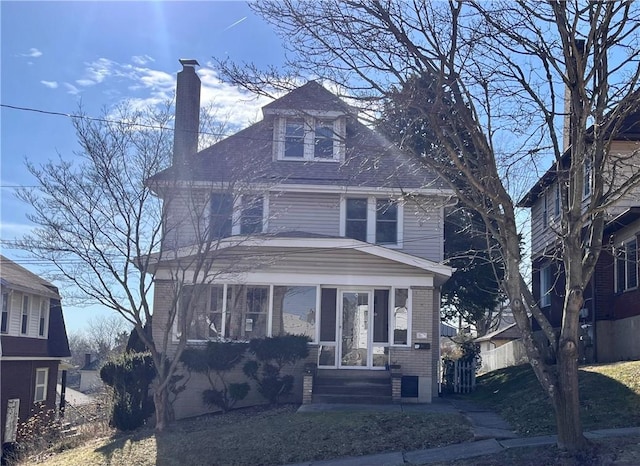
180;341;250;413
243;335;310;405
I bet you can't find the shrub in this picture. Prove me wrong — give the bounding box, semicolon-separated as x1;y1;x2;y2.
100;351;155;431
180;341;250;413
243;335;310;405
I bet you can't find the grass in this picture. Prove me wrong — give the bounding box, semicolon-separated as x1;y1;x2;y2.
23;360;640;465
468;360;640;436
26;405;472;465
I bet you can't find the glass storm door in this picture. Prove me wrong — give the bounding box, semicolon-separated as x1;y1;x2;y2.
339;291;371;368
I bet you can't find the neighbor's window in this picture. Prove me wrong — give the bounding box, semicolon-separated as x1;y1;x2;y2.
21;295;29;335
240;196;264;235
1;292;8;333
284;119;305;158
34;368;48;402
181;285;224;340
345;198;368;242
314;120;334;159
583;158;592;197
540;265;553;307
616;238;638;293
209;193;233;239
38;298;48;337
392;288;409;345
226;285;269;339
272;286;317;339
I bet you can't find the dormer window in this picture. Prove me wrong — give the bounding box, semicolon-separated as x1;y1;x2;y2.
284;119;305;158
276;116;343;162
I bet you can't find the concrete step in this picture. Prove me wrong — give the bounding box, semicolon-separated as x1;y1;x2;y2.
312;393;392;404
316;369;390;379
314;384;392;396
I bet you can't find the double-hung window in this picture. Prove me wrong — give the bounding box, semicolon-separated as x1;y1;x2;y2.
314;120;335;159
539;265;553;307
343;197;402;246
38;298;48;337
279;117;340;161
34;368;48;402
209;193;233;239
284;119;305;158
345;198;368;242
616;238;638;293
240;196;264;235
181;285;224;340
21;295;29;335
1;292;8;333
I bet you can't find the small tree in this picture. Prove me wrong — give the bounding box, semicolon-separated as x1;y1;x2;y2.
180;341;250;413
243;335;310;405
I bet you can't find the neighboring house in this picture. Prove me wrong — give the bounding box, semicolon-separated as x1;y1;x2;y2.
78;354;103;393
148;60;453;419
475;323;521;353
0;255;71;451
519;113;640;363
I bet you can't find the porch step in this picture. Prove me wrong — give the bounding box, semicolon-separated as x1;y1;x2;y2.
313;370;392;404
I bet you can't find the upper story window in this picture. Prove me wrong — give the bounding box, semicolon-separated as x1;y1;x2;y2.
38;298;49;337
1;292;8;334
539;265;553;308
341;196;403;247
277;116;343;162
345;198;368;242
21;295;29;335
284;119;305;158
240;196;264;235
209;193;233;239
616;238;638;293
583;157;592;198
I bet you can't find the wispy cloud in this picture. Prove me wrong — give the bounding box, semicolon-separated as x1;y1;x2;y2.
20;48;42;58
75;79;96;87
131;55;155;66
64;83;80;95
40;80;58;89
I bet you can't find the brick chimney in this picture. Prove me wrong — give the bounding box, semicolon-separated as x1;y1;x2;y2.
173;59;201;165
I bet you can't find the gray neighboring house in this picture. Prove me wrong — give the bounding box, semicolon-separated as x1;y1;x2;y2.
147;60;454;419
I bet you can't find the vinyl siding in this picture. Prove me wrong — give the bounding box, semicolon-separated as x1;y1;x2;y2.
402;201;444;262
268;191;341;236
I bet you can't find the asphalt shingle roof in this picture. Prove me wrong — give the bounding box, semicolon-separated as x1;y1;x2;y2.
149;81;446;191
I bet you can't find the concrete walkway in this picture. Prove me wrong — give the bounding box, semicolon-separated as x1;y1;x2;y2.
291;398;640;465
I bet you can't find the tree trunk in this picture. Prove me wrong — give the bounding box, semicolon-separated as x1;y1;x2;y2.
153;386;169;432
554;286;588;451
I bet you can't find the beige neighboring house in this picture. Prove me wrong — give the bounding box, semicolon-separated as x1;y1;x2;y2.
475;323;521;353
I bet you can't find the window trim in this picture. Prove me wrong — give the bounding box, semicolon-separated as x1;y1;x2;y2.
339;196;404;248
21;294;29;335
1;291;9;334
34;368;49;403
539;265;553;308
38;298;49;338
276;116;343;162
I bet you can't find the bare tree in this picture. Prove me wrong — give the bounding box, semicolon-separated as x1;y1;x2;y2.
85;315;131;360
14;99;267;431
215;1;640;452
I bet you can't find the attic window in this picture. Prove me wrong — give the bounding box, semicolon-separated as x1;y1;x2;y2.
284;119;305;158
277;116;342;162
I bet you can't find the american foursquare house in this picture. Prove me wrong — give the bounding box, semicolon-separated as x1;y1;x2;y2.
148;60;454;419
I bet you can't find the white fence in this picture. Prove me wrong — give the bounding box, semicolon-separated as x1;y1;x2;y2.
480;339;528;373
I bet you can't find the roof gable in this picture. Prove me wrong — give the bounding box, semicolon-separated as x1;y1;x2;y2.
0;255;60;298
262;81;355;115
149;82;448;192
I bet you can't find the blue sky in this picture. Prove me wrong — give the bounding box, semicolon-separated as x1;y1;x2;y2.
1;1;283;333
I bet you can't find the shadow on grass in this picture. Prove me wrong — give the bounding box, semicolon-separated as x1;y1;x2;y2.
93;428;156;465
461;361;640;436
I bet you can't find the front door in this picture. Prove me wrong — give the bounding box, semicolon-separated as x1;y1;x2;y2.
339;291;372;368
